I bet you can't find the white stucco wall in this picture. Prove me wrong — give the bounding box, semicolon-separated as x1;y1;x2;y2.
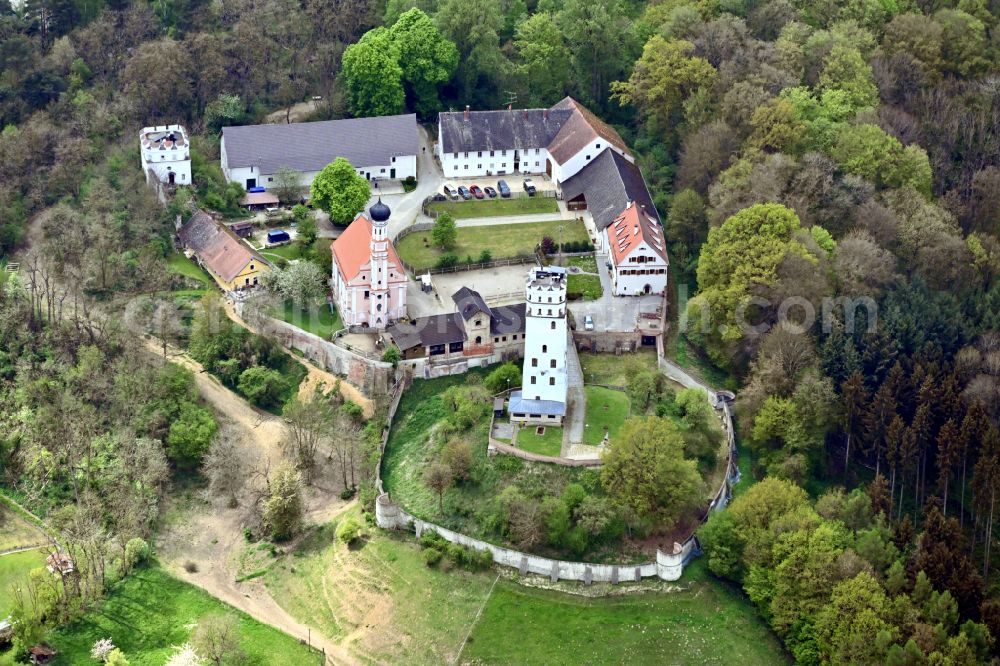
607;235;669;297
521;275;568;404
140;124;191;186
551;141;631;183
440;147;548;179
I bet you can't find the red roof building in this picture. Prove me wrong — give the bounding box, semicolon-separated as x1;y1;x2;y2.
330;201;407;329
605;201;668;297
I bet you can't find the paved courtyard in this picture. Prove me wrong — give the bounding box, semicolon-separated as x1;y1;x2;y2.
406;264;531;318
567;254;660;332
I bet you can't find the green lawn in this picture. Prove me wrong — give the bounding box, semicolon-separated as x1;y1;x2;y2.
579;350;658;387
397;219;588;271
166;252;213;286
567;273;602;300
266;508;495;664
260;242;302;261
0;549;46;618
583;386;630;446
562;254;598;272
275;301;343;339
428;197;559;219
46;567;319;666
459;560;789;665
517;425;563;457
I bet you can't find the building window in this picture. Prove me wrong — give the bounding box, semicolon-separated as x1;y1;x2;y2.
429;344;445;356
502;163;506;168
548;309;552;315
380;168;385;173
490;150;495;157
475;319;482;326
532;358;538;367
502;336;507;341
464;152;469;158
549;377;555;385
535;148;539;155
453;152;458;158
550;359;556;368
364;290;370;299
585;155;590;160
449;341;464;353
478;165;482;169
268;177;273;182
478;151;482;157
464;165;468;170
250;264;254;270
550;321;556;329
502;150;507;156
542;344;547;352
596;143;601;149
535;162;539;166
530;376;536;384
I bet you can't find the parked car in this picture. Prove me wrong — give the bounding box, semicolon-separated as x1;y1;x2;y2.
458;186;472;200
484;186;497;198
443;184;460;200
523;178;537;195
497;180;511;198
470;185;485;199
584;315;595;331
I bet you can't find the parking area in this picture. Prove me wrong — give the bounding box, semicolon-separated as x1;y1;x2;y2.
438;174;558;199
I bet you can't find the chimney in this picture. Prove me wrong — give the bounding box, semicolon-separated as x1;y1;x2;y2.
543;109;549;120
464;105;470;121
523;109;528;119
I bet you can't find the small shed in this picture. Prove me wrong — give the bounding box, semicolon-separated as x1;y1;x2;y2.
29;645;57;665
46;553;74;576
229;221;255;238
267;229;291;245
240;191;280;210
493;397;505;417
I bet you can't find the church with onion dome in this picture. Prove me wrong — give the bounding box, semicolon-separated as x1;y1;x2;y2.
329;199;408;330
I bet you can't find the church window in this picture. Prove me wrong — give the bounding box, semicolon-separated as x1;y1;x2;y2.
550;359;556;368
550;321;556;329
530;376;536;384
549;377;555;385
542;345;547;352
364;290;370;299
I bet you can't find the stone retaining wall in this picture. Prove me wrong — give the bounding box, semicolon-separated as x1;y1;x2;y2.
260;316;393;395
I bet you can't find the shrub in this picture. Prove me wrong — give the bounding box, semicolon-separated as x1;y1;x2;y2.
437;253;459;268
339;486;357;500
540;236;556;254
403;175;418;192
124;537;150;571
381;346;401;365
478;249;492;263
336;516;364;545
422;547;443;567
183;560;199;573
446;543;466;565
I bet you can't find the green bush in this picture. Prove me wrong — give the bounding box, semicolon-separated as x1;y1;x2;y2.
124;537;151;571
446;543;466;566
437;253;459;268
422;547;443;567
403;176;418;192
336;516;364;545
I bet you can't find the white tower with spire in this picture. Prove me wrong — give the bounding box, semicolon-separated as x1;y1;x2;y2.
368;198;392;328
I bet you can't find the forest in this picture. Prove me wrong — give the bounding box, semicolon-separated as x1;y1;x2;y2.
2;0;1000;661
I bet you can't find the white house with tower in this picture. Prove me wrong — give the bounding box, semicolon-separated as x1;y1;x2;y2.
508;266;569;426
329;199;407;330
140;124;191;186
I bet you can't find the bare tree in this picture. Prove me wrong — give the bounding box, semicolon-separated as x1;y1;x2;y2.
283;391;335;482
202;423;256;507
192;613;244;666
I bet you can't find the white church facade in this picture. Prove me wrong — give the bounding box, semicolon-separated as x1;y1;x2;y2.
509;266;569;426
330;200;407;330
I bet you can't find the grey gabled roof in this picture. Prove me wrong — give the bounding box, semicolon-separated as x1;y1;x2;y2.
490;303;526;336
439;108;574;155
452;286;492;321
560;149;660;232
222;114;419;174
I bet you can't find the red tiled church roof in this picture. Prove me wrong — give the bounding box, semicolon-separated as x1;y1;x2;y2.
331;214;404;282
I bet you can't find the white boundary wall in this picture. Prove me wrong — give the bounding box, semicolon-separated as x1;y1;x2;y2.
375;493;699;583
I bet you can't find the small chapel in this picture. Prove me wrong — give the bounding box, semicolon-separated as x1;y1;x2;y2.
330;199;408;329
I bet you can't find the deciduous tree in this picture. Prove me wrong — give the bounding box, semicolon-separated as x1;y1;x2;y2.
310;157;371;225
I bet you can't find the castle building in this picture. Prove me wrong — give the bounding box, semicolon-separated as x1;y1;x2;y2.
330;200;407;330
508;267;569;426
140;124;191;186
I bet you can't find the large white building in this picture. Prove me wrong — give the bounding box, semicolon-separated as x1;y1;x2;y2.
221;115;419;192
560;149;669;296
330;200;407;330
140;124;191;186
509;266;569;426
437;97;633;183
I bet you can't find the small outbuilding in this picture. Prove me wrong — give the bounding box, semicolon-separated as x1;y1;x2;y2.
29;645;57;665
240;191;280;210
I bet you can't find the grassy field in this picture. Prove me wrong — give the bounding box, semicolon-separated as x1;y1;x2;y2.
266;509;495;664
0;549;46;618
428;197;559;219
583;386;631;446
275;301;343;339
459;561;789;665
166;252;213;286
517;425;563;457
397;219;588;271
579;350;658;386
0;503;45;552
46;567;319;666
567;273;602;300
